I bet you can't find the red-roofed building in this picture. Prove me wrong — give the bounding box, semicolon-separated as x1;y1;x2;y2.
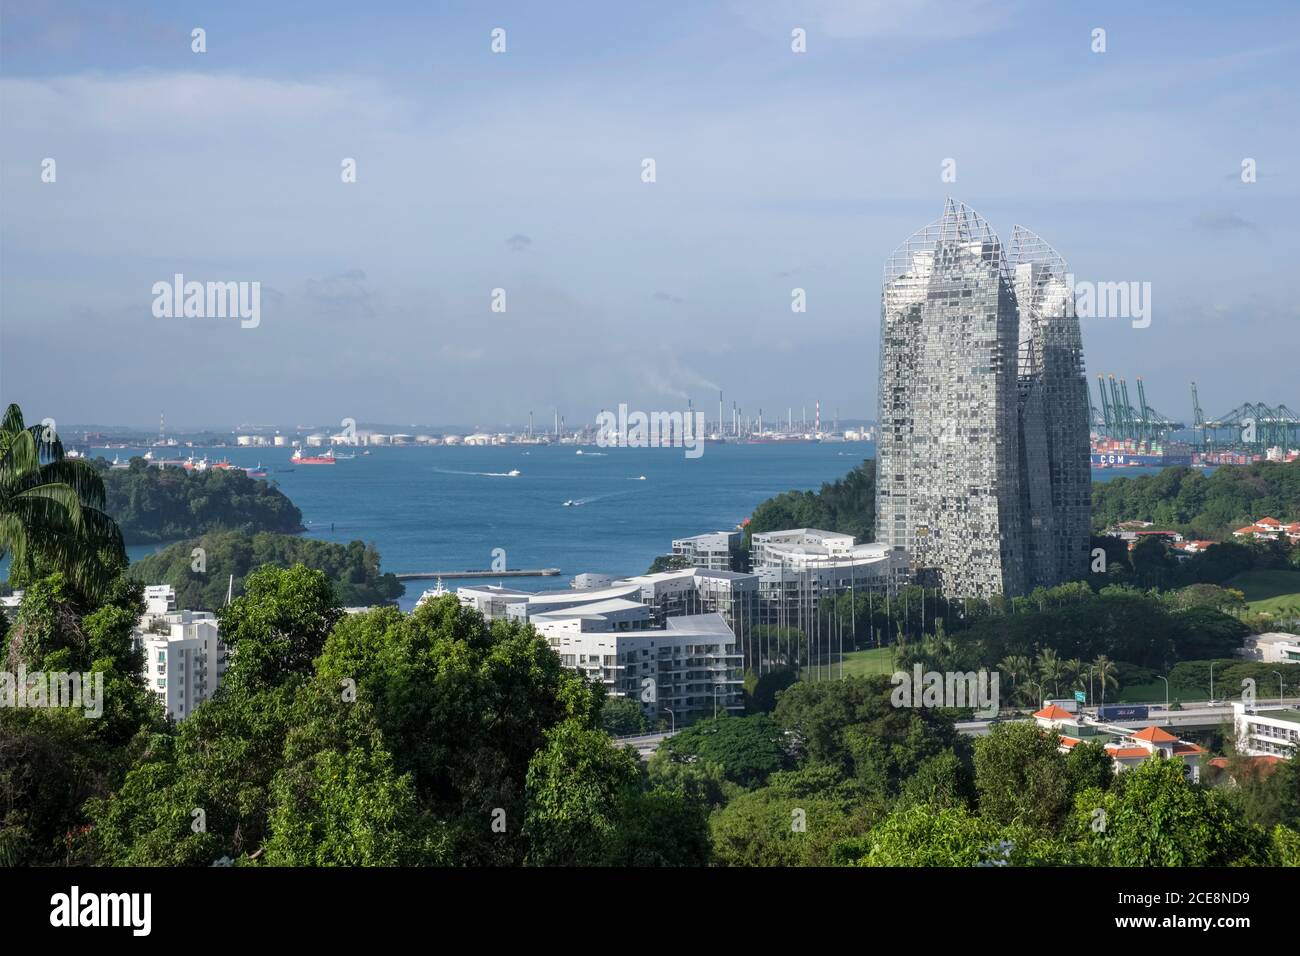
1033;704;1075;724
1232;517;1297;541
1205;755;1283;785
1104;725;1204;781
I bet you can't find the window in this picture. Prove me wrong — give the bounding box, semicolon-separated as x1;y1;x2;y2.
157;678;166;689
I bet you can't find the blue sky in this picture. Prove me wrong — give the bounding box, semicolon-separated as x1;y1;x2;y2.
1;0;1297;429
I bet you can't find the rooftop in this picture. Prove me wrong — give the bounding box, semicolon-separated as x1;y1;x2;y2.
663;612;733;637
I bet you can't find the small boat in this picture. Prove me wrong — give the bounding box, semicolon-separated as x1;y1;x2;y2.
109;455;130;470
362;450;371;456
563;500;574;507
333;451;356;460
575;449;583;455
245;462;268;477
506;469;521;477
636;475;646;481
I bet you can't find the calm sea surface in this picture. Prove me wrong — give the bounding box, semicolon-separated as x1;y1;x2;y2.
13;443;1170;610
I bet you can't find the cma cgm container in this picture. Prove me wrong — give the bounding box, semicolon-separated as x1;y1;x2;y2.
1097;704;1149;721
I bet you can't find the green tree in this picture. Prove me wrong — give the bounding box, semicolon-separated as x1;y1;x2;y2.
973;722;1073;831
654;714;789;789
1;404;125;601
774;676;965;798
600;696;649;736
852;801;1073;867
521;720;641;866
1071;758;1271;866
1092;655;1118;706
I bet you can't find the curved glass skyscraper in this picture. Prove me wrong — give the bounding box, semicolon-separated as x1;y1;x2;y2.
876;200;1089;598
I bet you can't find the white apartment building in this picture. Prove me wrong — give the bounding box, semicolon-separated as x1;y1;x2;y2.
750;531;904;626
136;609;228;721
671;531;742;572
455;583;534;619
533;606;743;724
1233;702;1300;758
142;584;176;620
751;528;858;568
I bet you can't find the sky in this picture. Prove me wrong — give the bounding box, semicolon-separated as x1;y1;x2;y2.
1;0;1297;431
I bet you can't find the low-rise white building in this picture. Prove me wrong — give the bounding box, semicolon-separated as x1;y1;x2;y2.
1239;633;1300;664
1233;701;1300;758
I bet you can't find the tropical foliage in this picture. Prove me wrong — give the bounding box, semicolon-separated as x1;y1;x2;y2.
0;405;125;601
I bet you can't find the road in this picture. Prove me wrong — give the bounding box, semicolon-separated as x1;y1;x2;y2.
617;699;1265;754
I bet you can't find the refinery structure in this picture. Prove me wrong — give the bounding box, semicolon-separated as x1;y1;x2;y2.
876;199;1091;599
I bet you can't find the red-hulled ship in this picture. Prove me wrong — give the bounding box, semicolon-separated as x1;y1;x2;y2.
291;447;336;465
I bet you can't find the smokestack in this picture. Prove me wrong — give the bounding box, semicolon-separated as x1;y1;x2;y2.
719;391;724;437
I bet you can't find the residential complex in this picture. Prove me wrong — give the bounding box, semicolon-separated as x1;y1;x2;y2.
455;571;748;724
450;525;910;722
876;199;1090;598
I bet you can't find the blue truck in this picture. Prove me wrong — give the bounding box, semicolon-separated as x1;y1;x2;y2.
1096;704;1149;721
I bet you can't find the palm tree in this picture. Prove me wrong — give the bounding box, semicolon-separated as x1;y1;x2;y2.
0;404;124;600
1035;648;1063;698
1092;655;1119;706
998;654;1032;700
1063;658;1085;692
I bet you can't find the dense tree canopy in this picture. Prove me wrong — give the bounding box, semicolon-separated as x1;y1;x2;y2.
1092;460;1300;539
97;458;303;544
128;530;403;610
745;460;875;544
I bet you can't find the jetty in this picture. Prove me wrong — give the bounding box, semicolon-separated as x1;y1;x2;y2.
395;568;561;581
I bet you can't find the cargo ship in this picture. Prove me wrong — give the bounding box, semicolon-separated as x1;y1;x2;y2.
291;447;336;465
1091;436;1192;468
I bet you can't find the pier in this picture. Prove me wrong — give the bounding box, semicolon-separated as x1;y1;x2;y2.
395;568;561;581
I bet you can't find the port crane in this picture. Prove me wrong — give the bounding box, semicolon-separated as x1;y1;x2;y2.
1093;374;1184;442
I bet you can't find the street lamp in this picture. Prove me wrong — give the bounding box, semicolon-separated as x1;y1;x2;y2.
1028;682;1045;709
1157;675;1169;711
664;708;675;734
1273;671;1285;707
1209;660;1217;703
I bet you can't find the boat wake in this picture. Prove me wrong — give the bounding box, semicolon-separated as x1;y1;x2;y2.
434;468;521;478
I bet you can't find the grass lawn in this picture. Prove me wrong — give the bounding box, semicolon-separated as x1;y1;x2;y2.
827;646;898;679
1226;568;1300;616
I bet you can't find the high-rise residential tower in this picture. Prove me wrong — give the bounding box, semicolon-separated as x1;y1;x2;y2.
875;200;1089;598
